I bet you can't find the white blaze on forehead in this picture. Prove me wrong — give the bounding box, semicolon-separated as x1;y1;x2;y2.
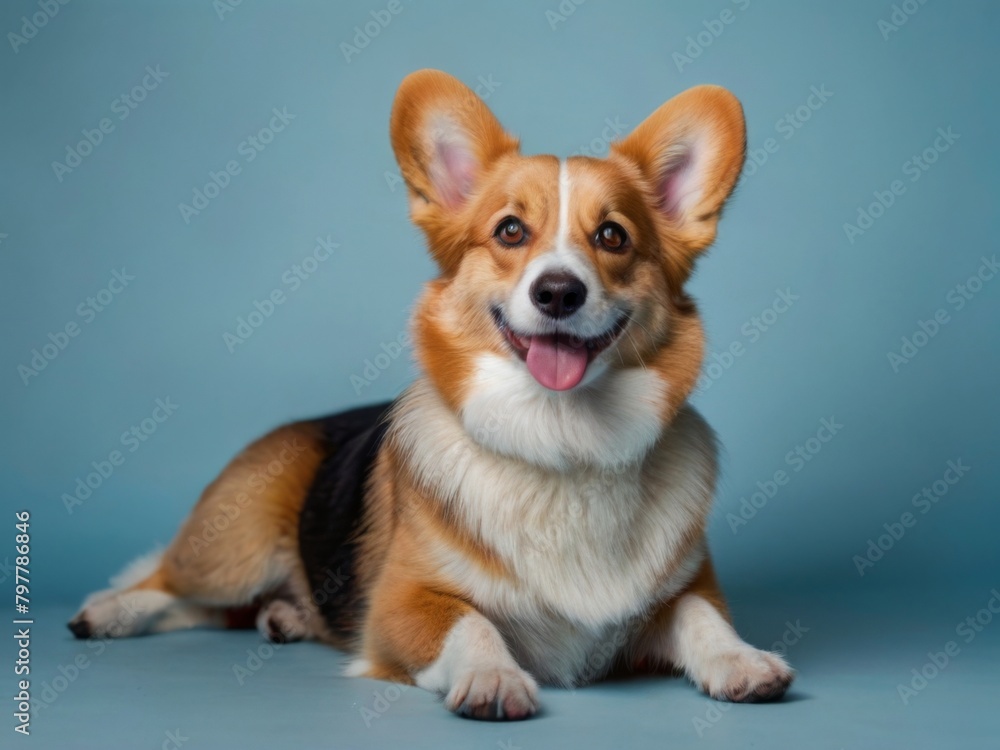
557;159;571;250
505;159;607;334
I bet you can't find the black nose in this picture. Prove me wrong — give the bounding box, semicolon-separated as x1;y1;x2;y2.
530;272;587;319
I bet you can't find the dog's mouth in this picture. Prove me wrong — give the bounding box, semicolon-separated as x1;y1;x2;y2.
491;308;628;391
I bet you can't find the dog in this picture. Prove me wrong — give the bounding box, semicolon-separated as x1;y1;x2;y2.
70;69;793;720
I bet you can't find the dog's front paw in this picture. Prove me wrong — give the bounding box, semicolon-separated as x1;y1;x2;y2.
445;666;539;720
698;647;793;703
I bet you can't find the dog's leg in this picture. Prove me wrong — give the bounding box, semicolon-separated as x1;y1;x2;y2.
416;612;540;720
69;422;329;641
353;580;539;720
256;599;311;643
67;552;224;639
636;558;794;702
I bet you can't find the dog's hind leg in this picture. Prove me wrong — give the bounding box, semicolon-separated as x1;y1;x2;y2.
67;549;226;639
68;422;328;641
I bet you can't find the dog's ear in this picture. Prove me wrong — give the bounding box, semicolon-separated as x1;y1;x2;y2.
611;85;745;256
390;69;519;226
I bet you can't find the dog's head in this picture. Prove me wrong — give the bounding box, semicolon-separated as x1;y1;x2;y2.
390;70;745;470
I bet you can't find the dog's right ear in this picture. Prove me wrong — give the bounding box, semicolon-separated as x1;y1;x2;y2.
390;70;519;261
611;85;745;263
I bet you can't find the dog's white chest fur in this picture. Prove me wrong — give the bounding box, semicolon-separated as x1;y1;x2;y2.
392;372;718;686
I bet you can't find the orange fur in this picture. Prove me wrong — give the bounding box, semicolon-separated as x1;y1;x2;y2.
391;71;744;417
158;422;326;605
100;421;338;645
72;70;771;714
352;70;748;683
631;557;732;676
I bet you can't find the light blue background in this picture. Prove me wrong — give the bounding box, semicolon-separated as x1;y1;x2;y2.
1;1;998;747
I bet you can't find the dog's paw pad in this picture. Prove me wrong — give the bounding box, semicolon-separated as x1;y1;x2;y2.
701;648;794;703
446;666;539;721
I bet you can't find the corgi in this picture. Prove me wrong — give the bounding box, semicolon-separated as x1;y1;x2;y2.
69;70;793;720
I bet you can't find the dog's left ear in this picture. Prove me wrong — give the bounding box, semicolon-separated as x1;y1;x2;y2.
390;70;519;254
611;85;745;255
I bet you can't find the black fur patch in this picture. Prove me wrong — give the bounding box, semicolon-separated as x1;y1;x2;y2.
297;401;393;641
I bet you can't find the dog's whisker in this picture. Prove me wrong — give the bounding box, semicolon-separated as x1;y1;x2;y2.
625;327;646;371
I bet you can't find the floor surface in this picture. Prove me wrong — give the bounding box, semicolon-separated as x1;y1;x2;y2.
9;584;999;749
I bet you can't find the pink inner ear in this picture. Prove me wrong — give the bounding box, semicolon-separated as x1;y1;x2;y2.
659;143;700;221
431;137;477;210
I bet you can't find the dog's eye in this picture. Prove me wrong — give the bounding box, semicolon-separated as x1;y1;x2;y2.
495;217;527;247
596;222;628;252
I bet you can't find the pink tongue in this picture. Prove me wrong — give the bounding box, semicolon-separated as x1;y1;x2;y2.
525;334;589;391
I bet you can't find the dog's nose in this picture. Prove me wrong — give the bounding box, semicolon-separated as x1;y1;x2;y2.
530;272;587;319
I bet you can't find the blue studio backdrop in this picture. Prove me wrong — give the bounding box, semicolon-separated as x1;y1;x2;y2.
0;2;998;749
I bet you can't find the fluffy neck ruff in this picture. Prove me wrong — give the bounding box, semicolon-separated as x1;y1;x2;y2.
393;361;668;476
